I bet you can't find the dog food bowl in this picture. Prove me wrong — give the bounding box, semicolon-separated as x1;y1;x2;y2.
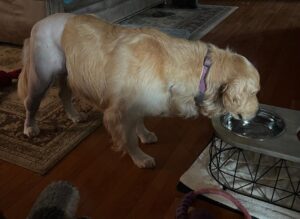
212;104;300;162
221;108;285;140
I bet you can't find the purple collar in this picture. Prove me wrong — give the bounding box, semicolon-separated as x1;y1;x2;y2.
194;46;212;105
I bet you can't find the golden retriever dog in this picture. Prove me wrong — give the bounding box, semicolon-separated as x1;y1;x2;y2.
18;13;260;168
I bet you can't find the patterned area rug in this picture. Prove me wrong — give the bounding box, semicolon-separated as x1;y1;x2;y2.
119;4;237;39
0;44;102;174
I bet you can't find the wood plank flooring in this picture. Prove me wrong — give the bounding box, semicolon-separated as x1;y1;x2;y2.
1;1;300;218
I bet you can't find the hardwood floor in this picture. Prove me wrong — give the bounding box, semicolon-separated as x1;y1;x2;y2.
1;1;300;218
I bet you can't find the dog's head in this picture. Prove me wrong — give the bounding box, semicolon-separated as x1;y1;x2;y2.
221;76;260;120
197;49;260;120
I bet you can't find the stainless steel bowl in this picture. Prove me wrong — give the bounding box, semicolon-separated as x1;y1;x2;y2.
221;108;285;140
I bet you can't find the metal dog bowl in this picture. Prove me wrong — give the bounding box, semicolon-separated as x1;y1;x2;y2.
212;104;300;163
221;108;285;140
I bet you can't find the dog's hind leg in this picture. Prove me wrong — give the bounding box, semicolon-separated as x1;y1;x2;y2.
24;37;63;137
24;63;53;137
136;119;158;144
23;37;61;137
104;108;156;168
22;13;75;137
58;75;87;123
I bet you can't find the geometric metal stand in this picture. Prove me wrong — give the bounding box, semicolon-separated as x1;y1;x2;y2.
209;135;300;212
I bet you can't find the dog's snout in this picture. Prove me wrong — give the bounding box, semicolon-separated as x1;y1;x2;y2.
240;110;258;121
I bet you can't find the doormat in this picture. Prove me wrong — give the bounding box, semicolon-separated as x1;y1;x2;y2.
119;4;237;39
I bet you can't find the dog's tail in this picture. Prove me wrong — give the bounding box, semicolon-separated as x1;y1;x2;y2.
17;38;30;102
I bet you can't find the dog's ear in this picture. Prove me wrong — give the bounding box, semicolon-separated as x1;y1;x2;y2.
222;79;244;109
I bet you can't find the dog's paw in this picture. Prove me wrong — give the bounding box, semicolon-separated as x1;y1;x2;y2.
24;125;40;137
139;132;158;144
69;112;88;123
132;154;156;168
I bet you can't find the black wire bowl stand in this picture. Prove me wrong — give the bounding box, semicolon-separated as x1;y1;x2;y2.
208;135;300;213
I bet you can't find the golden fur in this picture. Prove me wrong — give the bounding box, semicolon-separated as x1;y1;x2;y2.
18;14;260;168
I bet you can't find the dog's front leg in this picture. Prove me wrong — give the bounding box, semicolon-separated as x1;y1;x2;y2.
104;109;156;168
136;118;158;144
